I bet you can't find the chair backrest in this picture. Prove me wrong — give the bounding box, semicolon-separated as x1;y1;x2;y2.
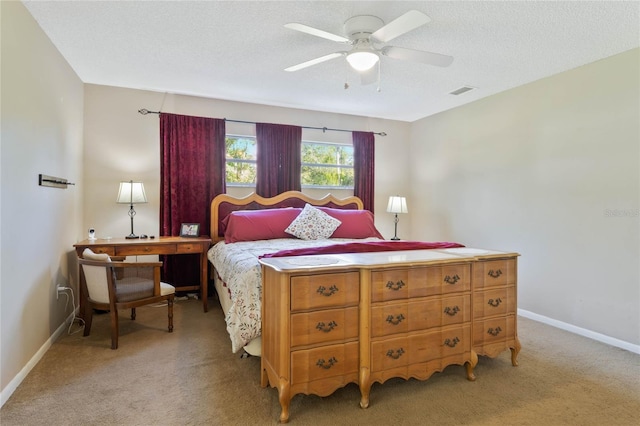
81;248;113;304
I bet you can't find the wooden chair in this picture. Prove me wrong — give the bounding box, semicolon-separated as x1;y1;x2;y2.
78;250;175;349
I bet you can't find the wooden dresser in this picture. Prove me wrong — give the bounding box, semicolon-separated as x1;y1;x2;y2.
260;248;519;423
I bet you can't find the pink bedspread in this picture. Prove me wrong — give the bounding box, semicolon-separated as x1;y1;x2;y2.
259;240;464;259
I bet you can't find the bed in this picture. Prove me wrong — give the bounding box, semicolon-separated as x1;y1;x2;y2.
208;191;384;356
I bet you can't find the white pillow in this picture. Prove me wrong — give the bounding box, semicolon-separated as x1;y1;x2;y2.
285;203;342;240
82;248;111;262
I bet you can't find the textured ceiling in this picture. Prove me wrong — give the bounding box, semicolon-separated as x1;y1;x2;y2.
23;1;639;122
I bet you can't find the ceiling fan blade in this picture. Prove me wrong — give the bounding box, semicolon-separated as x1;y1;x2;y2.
285;52;345;72
371;10;431;43
382;46;453;67
284;23;350;43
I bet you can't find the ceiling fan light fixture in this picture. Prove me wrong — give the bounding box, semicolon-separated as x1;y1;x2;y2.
346;51;379;71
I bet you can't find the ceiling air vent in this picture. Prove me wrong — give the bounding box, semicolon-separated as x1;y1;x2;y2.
449;86;475;96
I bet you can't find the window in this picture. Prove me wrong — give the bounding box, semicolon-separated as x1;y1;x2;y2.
225;136;354;189
225;135;256;186
301;141;354;189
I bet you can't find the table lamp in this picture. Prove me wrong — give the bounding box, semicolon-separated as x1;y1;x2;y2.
116;180;147;239
386;195;408;240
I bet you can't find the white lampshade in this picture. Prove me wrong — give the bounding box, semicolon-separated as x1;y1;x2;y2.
346;51;379;71
387;196;408;214
116;181;147;204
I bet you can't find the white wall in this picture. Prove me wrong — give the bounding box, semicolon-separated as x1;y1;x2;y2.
1;2;84;402
82;85;412;241
409;49;640;346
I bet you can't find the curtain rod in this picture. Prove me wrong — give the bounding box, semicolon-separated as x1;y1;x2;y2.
137;108;387;136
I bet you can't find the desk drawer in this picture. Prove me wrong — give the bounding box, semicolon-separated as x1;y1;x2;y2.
82;246;115;256
116;244;177;256
176;243;204;254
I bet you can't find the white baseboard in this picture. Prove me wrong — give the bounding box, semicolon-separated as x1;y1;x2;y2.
0;310;78;408
518;308;640;355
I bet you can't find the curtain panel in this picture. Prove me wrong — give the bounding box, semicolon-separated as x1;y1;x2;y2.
159;112;226;288
353;131;375;212
255;122;302;198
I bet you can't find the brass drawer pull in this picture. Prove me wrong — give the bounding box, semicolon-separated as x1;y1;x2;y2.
488;269;503;278
316;356;338;369
444;274;460;285
386;280;405;291
487;327;502;336
488;298;502;307
444;306;460;316
443;337;460;348
315;321;338;333
385;314;405;325
386;348;405;359
316;285;338;297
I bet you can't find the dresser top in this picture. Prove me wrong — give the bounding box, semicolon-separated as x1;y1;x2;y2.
259;247;519;272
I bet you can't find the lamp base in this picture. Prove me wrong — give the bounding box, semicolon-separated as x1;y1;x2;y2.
125;234;140;239
390;237;400;241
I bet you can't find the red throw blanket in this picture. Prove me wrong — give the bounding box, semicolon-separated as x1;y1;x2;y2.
259;241;465;259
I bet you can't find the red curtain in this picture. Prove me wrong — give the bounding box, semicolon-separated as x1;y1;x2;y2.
256;123;302;197
160;113;226;288
353;131;375;212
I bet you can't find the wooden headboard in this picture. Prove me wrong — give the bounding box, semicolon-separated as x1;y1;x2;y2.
210;191;364;243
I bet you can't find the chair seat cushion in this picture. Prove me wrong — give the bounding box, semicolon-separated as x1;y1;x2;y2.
160;282;175;296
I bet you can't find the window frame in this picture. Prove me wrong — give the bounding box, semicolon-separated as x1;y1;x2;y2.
225;134;257;187
300;140;354;190
224;135;354;189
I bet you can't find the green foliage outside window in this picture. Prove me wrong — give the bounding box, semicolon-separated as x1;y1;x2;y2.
225;136;257;185
225;136;354;188
301;143;354;188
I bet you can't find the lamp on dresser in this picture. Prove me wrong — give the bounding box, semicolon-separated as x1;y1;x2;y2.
386;195;408;240
116;180;147;239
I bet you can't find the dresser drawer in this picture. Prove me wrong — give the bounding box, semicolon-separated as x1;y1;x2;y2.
472;259;516;289
473;315;516;346
291;307;358;347
371;295;470;337
291;341;359;384
371;264;470;302
371;325;471;372
473;286;516;319
291;272;359;311
116;244;177;256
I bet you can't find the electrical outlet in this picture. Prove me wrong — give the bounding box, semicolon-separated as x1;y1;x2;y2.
57;284;65;300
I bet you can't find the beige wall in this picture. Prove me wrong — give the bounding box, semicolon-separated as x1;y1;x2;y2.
82;85;412;241
409;48;640;346
1;1;84;402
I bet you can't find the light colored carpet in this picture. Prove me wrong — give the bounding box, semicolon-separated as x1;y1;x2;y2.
1;298;638;425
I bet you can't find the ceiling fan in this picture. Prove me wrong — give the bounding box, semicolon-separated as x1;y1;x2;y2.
284;10;453;80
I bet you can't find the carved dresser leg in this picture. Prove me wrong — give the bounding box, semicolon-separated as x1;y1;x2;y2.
359;367;371;408
510;337;522;366
466;350;478;381
278;378;291;423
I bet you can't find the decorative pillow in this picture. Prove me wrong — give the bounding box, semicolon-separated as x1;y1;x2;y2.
285;204;342;240
82;248;111;262
224;208;302;243
317;207;384;239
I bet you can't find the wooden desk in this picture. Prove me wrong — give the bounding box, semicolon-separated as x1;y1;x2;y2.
74;236;212;312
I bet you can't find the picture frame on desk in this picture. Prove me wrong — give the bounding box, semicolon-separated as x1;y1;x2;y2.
180;223;200;237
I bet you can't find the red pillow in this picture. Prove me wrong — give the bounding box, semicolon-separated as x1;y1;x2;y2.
223;208;302;243
317;207;384;239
